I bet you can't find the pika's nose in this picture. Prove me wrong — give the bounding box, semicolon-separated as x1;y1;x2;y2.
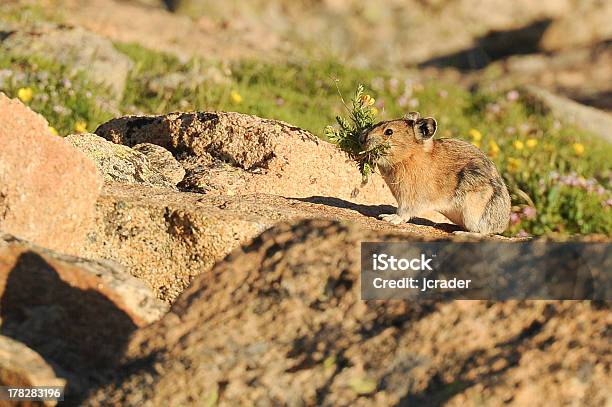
359;129;370;146
360;130;381;151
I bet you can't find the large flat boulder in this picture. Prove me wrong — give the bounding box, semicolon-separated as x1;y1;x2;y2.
85;219;609;406
0;93;102;256
84;182;450;302
94;111;395;204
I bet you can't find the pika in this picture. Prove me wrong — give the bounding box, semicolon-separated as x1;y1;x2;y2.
361;112;511;234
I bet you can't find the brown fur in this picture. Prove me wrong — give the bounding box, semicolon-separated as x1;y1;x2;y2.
362;113;511;234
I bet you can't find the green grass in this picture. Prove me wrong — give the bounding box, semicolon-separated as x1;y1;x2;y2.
114;42;384;132
0;1;71;30
0;39;609;237
0;52;115;135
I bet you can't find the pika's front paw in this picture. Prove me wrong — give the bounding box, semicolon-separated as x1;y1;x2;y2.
452;230;486;238
453;230;488;240
378;213;407;225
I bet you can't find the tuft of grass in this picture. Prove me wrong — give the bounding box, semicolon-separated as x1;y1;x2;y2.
325;84;388;182
0;2;57;25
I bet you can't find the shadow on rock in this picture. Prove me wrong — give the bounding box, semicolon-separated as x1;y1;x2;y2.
295;196;460;233
0;251;137;402
419;19;553;71
574;89;612;112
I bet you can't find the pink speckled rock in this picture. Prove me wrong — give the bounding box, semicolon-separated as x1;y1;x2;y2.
0;93;102;255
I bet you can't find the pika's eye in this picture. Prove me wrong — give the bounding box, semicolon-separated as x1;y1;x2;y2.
384;128;393;136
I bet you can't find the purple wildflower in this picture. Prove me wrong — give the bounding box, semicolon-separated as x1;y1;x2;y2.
519;123;530;134
487;103;501;114
522;206;537;219
516;230;530;238
388;77;399;92
506;90;519;101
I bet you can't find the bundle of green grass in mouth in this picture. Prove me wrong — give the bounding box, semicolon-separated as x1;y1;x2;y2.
325;84;390;183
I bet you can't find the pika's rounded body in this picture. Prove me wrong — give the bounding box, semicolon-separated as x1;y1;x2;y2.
362;112;511;234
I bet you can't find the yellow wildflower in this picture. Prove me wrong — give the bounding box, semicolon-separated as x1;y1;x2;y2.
17;87;33;103
468;129;482;142
472;141;481;148
360;94;375;106
513;140;524;150
526;138;538;148
371;107;379;116
488;140;500;157
507;157;522;172
572;143;585;156
74;121;87;133
48;126;59;136
230;90;242;104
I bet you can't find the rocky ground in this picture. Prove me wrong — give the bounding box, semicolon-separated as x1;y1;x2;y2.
0;0;610;406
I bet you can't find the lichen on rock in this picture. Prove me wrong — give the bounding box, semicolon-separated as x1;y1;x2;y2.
66;133;184;188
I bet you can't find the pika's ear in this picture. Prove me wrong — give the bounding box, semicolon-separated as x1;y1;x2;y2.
414;117;437;140
404;111;421;122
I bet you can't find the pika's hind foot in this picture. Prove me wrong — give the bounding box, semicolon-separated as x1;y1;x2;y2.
452;231;531;241
452;231;488;238
379;213;408;225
